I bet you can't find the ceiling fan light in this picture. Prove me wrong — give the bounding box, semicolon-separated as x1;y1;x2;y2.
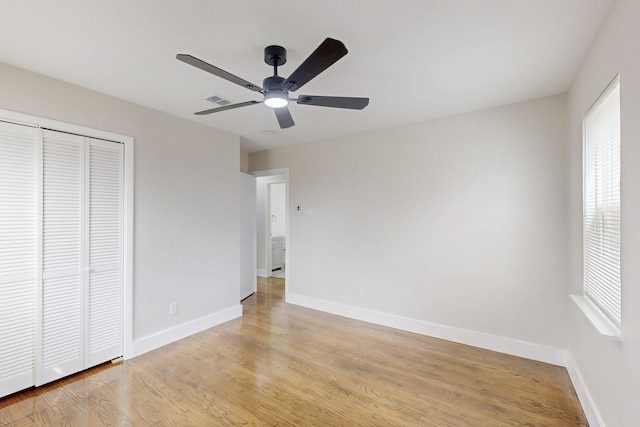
264;92;289;108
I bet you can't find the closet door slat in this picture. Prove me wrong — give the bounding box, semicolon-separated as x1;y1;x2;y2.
87;139;123;366
38;130;84;386
0;121;36;398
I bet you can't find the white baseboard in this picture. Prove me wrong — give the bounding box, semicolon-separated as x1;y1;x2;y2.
128;304;243;358
257;268;268;278
565;353;604;427
287;293;567;366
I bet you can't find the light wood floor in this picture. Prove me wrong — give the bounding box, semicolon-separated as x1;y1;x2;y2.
0;277;587;426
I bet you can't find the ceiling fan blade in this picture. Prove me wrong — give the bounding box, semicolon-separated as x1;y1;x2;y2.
177;54;264;93
297;95;369;110
283;38;348;92
274;107;295;129
195;100;261;115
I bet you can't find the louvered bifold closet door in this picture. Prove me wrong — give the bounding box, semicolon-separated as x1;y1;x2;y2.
37;130;84;386
86;138;123;366
0;121;37;398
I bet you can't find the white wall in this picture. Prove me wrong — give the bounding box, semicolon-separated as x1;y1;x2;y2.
567;0;640;425
240;149;249;173
250;95;568;353
0;62;241;351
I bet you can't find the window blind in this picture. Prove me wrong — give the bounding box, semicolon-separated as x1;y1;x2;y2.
584;76;621;326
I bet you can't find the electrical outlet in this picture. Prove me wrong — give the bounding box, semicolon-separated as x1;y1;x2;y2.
358;288;366;298
169;302;177;315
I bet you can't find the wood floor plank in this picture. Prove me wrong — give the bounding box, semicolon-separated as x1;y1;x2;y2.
0;277;587;426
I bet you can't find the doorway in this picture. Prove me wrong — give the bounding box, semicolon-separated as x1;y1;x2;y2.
269;182;286;278
253;169;289;293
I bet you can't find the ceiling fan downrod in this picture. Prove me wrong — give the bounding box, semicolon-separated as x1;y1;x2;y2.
264;45;287;76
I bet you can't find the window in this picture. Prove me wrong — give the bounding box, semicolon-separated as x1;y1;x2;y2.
583;75;621;329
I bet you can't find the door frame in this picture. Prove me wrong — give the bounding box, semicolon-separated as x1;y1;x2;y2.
0;108;135;361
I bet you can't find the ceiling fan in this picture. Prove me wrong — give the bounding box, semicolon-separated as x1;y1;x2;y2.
176;38;369;129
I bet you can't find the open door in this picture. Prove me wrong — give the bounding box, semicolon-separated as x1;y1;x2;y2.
240;172;257;300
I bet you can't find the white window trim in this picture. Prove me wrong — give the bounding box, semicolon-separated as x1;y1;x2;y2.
571;294;621;340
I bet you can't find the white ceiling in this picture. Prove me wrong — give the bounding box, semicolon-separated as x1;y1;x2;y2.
0;1;614;153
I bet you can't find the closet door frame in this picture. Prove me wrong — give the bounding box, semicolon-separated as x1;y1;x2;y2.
1;108;135;362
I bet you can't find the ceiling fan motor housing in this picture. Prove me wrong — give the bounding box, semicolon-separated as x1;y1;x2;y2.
263;75;286;92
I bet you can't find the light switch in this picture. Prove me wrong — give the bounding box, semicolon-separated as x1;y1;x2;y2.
308;209;313;218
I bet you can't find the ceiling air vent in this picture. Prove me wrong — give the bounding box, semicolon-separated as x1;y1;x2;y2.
206;94;232;106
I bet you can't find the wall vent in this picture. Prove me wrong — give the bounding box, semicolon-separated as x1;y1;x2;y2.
206;94;232;106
